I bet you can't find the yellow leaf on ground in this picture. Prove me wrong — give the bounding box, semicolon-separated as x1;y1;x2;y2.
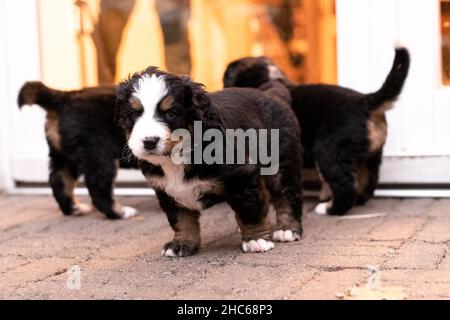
336;287;408;300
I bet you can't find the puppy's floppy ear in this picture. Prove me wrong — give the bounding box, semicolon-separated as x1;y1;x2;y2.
114;81;127;125
115;78;135;131
182;77;224;131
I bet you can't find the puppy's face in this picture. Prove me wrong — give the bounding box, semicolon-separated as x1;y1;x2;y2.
116;67;214;161
223;57;285;88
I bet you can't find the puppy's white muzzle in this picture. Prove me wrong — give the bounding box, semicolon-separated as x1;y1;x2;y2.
128;116;170;158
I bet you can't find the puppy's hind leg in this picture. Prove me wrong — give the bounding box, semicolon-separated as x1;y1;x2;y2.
357;151;383;205
227;178;274;253
316;165;333;202
315;158;357;216
84;157;137;220
49;152;91;216
268;171;303;243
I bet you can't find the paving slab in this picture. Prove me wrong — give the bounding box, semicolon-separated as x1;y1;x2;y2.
0;195;449;300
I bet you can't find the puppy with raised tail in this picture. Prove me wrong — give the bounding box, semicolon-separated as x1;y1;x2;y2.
18;82;138;220
224;47;410;216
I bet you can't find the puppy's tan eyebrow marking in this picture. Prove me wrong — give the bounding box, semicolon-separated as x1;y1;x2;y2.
159;95;174;112
130;97;143;111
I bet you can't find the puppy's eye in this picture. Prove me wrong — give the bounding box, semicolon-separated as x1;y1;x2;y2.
166;109;178;120
128;108;141;117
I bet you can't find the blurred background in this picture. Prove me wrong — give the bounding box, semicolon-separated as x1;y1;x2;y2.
36;0;337;90
1;0;450;195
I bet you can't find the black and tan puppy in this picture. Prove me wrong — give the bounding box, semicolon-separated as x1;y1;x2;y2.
18;82;138;220
224;47;410;216
116;67;303;257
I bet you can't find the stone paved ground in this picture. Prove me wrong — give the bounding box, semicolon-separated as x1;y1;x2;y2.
0;194;449;300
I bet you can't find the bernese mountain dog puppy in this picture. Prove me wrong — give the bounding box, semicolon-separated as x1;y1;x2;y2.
18;82;138;220
224;47;410;216
116;67;303;257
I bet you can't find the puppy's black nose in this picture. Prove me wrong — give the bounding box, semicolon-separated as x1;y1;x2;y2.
143;137;160;151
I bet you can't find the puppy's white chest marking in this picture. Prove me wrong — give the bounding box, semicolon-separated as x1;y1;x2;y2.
146;159;221;211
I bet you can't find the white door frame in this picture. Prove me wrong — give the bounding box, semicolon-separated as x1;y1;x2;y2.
0;0;42;192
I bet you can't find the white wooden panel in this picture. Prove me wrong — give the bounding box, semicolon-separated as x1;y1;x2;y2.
380;156;450;184
336;0;372;91
394;0;441;156
0;1;8;189
2;0;145;185
338;0;444;156
0;0;42;190
337;0;450;183
433;89;450;153
367;0;405;154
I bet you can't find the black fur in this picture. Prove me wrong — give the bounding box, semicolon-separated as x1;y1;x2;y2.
224;48;410;215
18;82;138;219
116;67;303;256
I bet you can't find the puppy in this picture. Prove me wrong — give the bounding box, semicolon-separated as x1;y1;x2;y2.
224;47;410;216
18;82;138;219
116;67;303;257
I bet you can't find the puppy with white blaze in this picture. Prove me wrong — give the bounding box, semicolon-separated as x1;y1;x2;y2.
116;67;304;257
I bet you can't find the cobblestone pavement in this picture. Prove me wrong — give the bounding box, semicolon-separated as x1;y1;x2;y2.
0;194;449;300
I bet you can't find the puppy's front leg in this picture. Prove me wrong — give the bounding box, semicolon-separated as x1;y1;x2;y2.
228;185;274;254
156;191;201;258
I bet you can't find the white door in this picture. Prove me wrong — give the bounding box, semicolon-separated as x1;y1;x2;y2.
337;0;450;184
0;0;43;188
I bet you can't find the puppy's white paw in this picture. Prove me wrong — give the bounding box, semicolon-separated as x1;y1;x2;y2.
72;203;93;216
242;239;275;253
314;202;331;215
160;241;200;257
273;230;301;242
161;248;177;257
121;206;138;219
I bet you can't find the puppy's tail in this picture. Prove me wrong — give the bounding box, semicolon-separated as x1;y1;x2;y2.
366;47;410;112
18;81;65;112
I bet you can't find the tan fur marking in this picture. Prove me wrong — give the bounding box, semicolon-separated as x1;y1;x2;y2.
316;164;333;201
263;174;301;233
61;169;77;199
61;169;87;214
373;101;394;116
113;202;124;214
159;95;174;112
354;166;369;196
319;183;332;202
174;211;201;243
130;97;143;111
367;113;388;154
45;112;62;151
165;134;184;155
60;169;91;214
